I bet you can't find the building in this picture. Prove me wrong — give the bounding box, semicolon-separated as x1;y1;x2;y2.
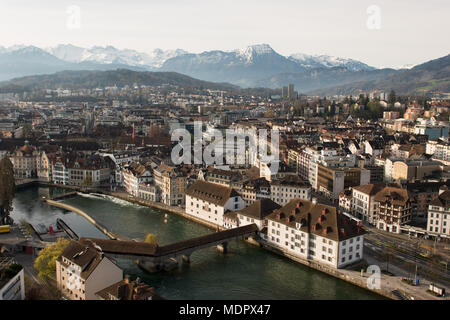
374;186;412;233
265;199;365;268
317;164;370;200
10;144;51;181
427;188;450;238
350;184;386;225
122;162;153;197
0;255;25;300
339;189;352;212
234;198;281;232
237;177;271;206
137;184;161;202
204;167;242;187
153;164;187;206
95;277;163;300
426;139;450;161
392;160;443;182
270;175;311;205
185;180;245;227
56;240;123;300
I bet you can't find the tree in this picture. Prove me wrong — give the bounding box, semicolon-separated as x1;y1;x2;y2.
0;156;15;225
34;238;70;281
144;233;158;245
388;90;396;105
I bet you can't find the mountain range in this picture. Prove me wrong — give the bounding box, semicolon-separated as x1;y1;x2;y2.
0;44;448;95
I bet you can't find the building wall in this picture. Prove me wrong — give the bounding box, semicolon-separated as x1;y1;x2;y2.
266;219;363;269
84;258;123;300
270;184;311;205
0;269;25;300
427;205;450;237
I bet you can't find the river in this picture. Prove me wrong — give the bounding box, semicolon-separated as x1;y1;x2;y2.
11;186;383;300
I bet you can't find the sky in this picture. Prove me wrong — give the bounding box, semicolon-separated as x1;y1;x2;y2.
0;0;449;68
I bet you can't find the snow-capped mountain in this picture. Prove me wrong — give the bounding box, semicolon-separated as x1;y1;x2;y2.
0;43;380;89
288;53;375;71
45;44;188;69
234;43;277;64
160;44;307;86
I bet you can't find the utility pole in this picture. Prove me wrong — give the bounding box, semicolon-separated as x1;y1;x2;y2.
414;239;421;284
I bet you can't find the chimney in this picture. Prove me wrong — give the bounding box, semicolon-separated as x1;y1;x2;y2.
117;283;129;300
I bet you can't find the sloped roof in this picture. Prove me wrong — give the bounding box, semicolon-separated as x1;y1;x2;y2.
236;199;281;220
373;187;410;206
430;190;450;207
186;180;240;206
58;240;104;280
353;183;386;196
266;199;365;241
95;279;164;300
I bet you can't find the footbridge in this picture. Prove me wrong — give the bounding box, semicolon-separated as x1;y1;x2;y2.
79;223;258;272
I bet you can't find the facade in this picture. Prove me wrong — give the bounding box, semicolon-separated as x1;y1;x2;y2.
122;162;153;197
56;241;123;300
270;175;311;205
350;184;386;225
205;167;242;187
317;164;370;200
427;189;450;238
374;187;412;233
338;189;352;212
154;164;187;206
185;180;245;227
138;184;161;202
426;139;450;161
9;144;50;180
392;160;442;182
235;198;281;231
237;177;270;206
266;199;365;269
0;257;25;300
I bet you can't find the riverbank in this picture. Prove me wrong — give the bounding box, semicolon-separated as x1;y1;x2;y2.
24;181;446;299
34;184;390;300
13;183;388;299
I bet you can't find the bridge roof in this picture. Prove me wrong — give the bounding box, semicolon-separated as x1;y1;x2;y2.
79;224;258;258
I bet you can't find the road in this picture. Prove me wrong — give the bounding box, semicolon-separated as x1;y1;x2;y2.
364;232;450;287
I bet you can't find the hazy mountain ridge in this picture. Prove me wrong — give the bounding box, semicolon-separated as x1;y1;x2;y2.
0;44;447;95
0;43;377;86
0;69;239;93
307;54;450;95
